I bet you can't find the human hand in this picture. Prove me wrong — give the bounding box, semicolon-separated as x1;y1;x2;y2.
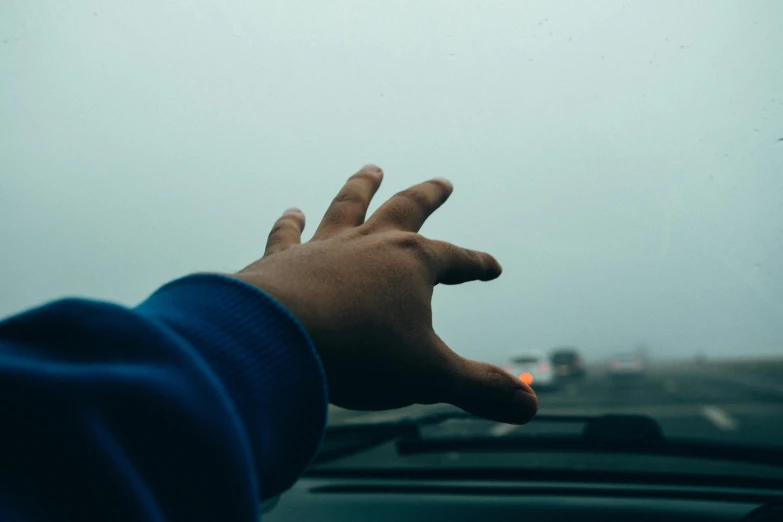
233;165;537;424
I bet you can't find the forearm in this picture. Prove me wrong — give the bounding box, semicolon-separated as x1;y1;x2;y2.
0;274;328;521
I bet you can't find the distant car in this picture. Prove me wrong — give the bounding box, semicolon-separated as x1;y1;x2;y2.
550;348;586;379
607;352;646;382
504;350;557;390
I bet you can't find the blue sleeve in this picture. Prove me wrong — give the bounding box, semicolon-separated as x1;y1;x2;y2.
0;274;328;521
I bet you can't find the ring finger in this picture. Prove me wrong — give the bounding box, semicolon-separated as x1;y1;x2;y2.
365;177;453;233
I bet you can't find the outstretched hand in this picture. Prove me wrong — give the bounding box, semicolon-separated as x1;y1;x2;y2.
233;165;537;424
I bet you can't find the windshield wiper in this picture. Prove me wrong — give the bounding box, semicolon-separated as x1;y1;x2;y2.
317;411;635;464
396;414;783;468
319;412;783;468
318;411;656;461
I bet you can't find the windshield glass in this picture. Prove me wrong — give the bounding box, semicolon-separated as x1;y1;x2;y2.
2;1;781;475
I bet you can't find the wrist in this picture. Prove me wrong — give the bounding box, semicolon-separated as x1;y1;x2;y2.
136;273;329;498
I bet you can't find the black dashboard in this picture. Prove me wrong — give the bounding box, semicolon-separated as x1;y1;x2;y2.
265;475;777;521
265;413;783;521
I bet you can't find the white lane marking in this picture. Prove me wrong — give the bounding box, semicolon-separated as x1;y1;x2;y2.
663;379;678;393
490;423;518;437
701;405;738;431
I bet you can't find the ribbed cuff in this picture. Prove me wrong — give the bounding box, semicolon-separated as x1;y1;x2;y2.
135;274;328;499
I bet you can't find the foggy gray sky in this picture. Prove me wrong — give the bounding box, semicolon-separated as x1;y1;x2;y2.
1;1;781;363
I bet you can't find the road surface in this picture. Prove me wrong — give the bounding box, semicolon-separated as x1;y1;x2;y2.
327;363;783;447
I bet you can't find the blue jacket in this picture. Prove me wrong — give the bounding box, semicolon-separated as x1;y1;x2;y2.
0;274;328;521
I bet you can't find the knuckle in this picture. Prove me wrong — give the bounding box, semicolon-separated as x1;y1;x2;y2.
333;190;366;205
268;223;287;238
452;244;485;270
396;231;421;249
395;232;435;262
384;202;414;225
323;205;347;226
355;223;376;236
268;216;298;237
396;188;432;209
467;249;486;268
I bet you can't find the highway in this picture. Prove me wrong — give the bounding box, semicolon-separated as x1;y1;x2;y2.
327;363;783;447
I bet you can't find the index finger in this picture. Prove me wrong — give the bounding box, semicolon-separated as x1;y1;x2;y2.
365;178;453;232
429;240;503;285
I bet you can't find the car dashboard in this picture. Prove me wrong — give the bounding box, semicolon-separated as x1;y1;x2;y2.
265;473;779;521
265;413;783;521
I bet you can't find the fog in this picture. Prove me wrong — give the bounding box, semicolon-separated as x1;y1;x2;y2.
2;1;781;363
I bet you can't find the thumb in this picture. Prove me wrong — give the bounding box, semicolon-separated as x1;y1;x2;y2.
438;344;538;424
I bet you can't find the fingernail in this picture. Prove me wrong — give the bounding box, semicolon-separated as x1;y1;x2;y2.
361;164;383;178
511;389;538;424
431;177;453;191
284;207;303;215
